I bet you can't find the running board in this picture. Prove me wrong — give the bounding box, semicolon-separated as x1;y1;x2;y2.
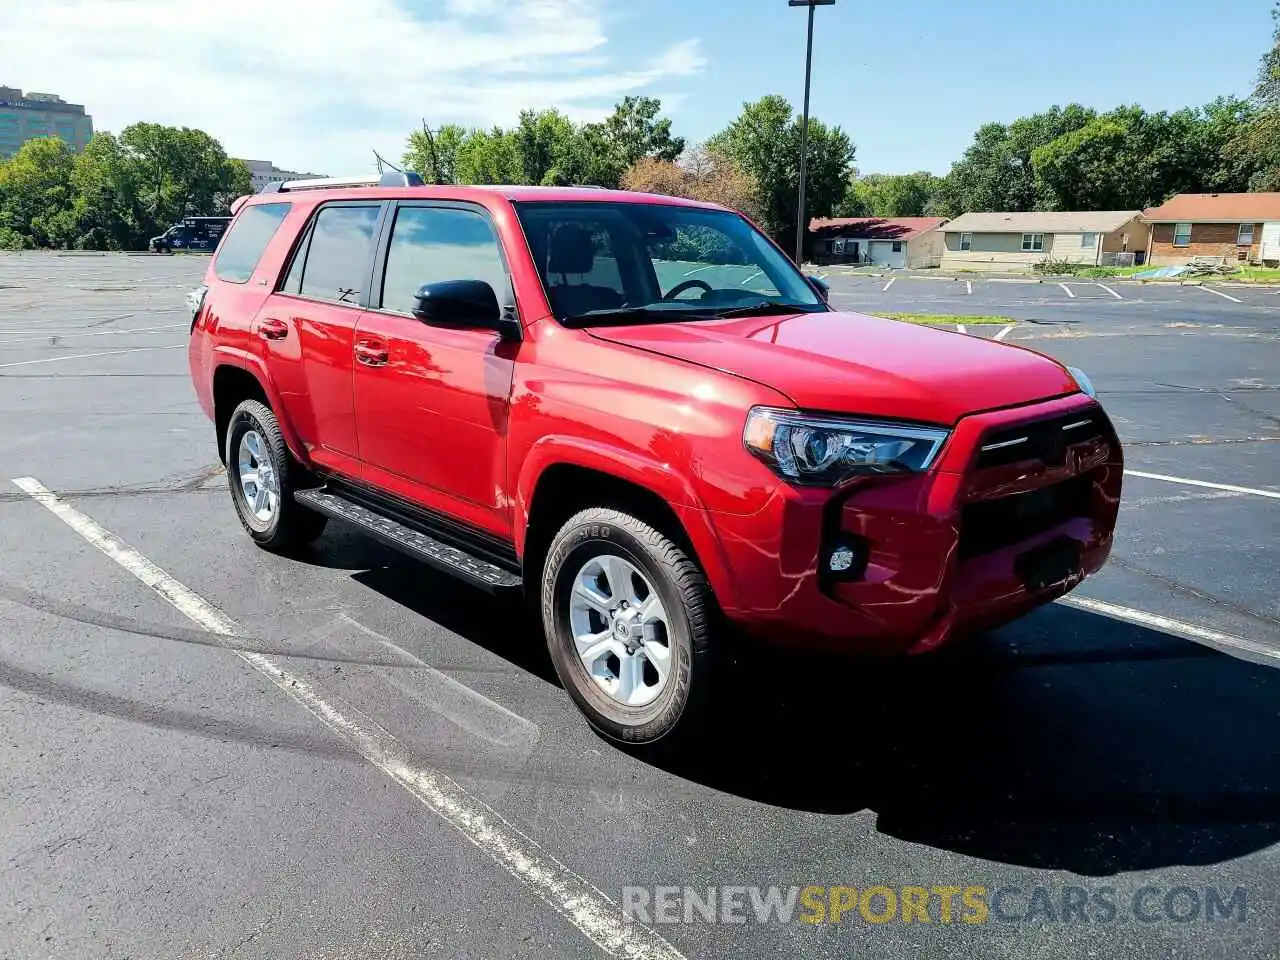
294;488;522;592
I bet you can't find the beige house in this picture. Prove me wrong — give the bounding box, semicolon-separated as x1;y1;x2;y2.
939;211;1150;273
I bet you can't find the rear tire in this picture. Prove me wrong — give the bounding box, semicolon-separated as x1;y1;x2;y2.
225;399;327;552
541;508;717;746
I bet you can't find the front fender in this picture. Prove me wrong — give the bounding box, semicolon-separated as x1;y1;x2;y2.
514;435;741;613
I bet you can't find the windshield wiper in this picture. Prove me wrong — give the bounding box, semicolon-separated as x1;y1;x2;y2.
710;300;822;319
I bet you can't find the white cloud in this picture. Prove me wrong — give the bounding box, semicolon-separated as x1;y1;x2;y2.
2;0;704;174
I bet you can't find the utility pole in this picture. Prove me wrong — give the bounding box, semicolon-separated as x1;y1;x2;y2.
789;0;835;266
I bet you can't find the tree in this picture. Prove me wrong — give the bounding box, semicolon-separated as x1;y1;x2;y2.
836;172;945;218
107;123;247;241
402;123;468;184
940;104;1095;213
620;144;759;216
708;95;855;252
514;108;580;185
1030;102;1259;210
1228;2;1280;190
602;96;684;169
454;127;523;184
0;137;78;249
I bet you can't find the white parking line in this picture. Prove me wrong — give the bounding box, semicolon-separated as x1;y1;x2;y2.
1125;469;1280;501
0;323;186;345
994;324;1014;341
1059;283;1075;299
1200;286;1242;303
966;280;972;295
9;477;686;960
956;324;967;335
1096;283;1123;300
0;345;184;369
883;277;896;292
681;264;715;277
1059;595;1280;665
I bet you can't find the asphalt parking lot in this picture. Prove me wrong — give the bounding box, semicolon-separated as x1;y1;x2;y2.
1;253;1277;960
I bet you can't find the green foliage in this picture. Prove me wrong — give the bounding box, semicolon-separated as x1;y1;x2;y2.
1229;2;1280;191
402;123;468;184
708;95;855;250
0;137;78;248
0;123;245;250
602;96;685;169
401;96;684;191
836;172;945;218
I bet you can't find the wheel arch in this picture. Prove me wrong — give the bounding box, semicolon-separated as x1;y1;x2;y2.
211;361;306;466
517;441;738;612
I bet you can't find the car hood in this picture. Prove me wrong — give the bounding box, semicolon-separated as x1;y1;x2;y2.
586;310;1077;424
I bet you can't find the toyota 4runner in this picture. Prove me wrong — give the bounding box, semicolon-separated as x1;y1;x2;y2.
188;172;1122;744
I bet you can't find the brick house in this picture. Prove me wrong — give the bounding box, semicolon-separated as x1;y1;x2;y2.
1143;193;1280;267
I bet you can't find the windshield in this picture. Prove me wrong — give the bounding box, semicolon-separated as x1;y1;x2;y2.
514;201;826;325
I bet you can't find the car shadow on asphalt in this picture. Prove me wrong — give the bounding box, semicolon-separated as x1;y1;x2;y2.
287;533;1280;876
654;602;1280;876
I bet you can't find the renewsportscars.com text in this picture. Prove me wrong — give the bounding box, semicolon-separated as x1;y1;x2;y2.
621;884;1249;926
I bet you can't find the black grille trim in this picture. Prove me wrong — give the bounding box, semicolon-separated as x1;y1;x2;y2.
976;411;1105;470
958;475;1093;558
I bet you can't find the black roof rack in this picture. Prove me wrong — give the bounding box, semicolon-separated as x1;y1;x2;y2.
258;171;425;194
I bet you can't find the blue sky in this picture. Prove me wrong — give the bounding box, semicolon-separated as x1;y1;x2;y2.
639;0;1273;173
4;0;1272;176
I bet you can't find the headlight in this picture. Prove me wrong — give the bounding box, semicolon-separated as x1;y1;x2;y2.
1066;365;1096;398
743;407;949;485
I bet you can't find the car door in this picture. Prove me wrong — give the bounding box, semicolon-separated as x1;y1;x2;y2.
353;201;517;539
255;201;384;477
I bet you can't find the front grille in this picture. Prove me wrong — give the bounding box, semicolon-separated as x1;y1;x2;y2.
958;474;1093;558
976;411;1105;470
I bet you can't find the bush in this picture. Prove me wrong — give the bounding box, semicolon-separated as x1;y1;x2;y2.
1032;257;1091;276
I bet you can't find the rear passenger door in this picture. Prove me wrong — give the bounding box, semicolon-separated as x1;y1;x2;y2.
257;201;385;478
353;202;517;539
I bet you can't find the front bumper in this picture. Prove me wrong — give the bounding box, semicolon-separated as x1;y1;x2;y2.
710;394;1122;653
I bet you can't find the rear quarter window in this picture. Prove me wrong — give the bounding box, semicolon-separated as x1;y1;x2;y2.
213;202;291;284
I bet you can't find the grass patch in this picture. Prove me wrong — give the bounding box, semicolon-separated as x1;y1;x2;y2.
1230;266;1280;284
877;312;1013;325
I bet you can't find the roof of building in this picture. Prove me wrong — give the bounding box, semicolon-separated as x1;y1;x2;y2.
941;211;1142;234
1143;193;1280;223
808;217;947;240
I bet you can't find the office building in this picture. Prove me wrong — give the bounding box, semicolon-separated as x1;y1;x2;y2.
0;86;93;158
241;159;329;192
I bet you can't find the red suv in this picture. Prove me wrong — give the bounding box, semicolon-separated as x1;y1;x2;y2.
189;173;1122;744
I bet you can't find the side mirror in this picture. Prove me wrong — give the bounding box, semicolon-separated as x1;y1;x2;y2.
806;274;830;301
412;280;513;336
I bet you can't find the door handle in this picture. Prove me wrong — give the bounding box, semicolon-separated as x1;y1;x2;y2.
355;340;389;367
259;317;289;340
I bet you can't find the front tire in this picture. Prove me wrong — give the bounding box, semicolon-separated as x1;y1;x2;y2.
225;399;327;552
541;508;716;745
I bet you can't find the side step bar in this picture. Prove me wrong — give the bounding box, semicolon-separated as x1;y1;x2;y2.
294;488;522;592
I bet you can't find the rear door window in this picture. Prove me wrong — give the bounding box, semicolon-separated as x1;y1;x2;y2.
213;203;290;283
296;204;382;306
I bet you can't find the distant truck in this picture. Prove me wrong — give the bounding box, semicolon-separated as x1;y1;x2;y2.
150;216;231;253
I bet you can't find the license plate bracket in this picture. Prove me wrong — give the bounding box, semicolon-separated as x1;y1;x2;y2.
1017;537;1082;591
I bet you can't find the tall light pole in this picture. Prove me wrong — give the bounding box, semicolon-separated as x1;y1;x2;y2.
790;0;835;266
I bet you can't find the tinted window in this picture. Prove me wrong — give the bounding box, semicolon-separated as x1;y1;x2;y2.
298;204;382;305
381;206;507;314
213;203;290;283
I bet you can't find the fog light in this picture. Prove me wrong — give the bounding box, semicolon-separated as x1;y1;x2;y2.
828;545;856;572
